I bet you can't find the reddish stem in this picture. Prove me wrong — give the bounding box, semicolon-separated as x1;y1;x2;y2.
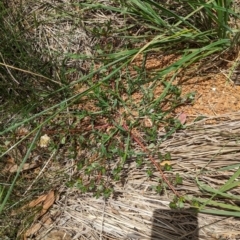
122;123;180;197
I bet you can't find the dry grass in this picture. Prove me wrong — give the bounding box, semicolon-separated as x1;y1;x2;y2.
5;0;127;81
23;111;240;240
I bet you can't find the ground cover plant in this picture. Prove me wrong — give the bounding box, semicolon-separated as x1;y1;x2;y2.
1;0;240;239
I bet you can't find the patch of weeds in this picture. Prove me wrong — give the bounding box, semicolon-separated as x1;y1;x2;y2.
61;60;189;198
150;153;183;196
135;156;144;168
174;173;183;185
170;195;186;209
152;184;164;194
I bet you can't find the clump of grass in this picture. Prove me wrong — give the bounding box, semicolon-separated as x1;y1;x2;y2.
0;2;64;121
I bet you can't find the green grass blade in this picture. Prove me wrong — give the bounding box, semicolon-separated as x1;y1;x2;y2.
189;196;240;212
199;209;240;217
0;128;41;213
196;180;240;200
196;168;240;210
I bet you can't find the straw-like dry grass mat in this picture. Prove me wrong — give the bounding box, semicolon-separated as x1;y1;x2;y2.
25;112;240;240
5;0;126;80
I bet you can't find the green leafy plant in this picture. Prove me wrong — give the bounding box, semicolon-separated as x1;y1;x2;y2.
170;195;186;209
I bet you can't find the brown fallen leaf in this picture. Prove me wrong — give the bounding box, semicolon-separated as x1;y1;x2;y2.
7;163;39;173
6;156;15;164
28;194;47;208
24;223;42;238
23;191;55;239
177;112;187;125
11;193;47;216
43;231;72;240
43;216;53;225
40;190;55;217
